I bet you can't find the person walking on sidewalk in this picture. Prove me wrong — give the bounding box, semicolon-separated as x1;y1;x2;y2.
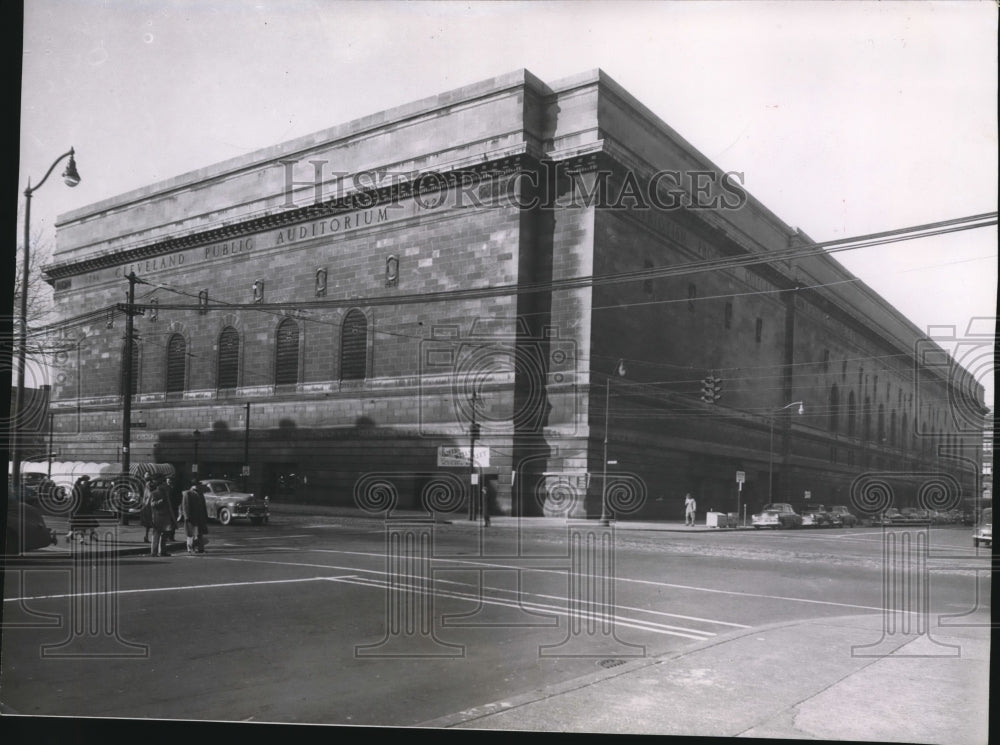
178;481;210;554
148;475;175;557
684;493;697;527
140;474;154;544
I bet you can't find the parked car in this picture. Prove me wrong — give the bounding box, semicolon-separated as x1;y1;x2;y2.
197;479;270;525
827;505;859;527
751;503;802;529
871;508;903;526
88;477;142;524
4;488;58;554
800;505;834;528
898;507;931;524
973;508;991;549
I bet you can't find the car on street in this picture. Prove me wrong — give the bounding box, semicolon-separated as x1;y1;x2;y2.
198;479;270;525
4;488;58;554
898;507;931;524
871;508;903;526
89;477;142;524
751;503;802;529
826;505;859;527
973;508;991;548
800;505;835;528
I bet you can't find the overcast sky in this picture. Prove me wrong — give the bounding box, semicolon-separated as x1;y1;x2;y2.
18;0;997;406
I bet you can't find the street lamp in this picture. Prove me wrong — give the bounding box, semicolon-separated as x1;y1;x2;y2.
768;401;804;502
12;149;81;497
599;359;627;526
193;429;201;479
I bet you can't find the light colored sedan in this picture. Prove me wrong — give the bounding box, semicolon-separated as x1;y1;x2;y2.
751;503;802;529
197;479;270;526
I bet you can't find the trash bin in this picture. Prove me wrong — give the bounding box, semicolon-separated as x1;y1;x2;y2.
706;511;727;528
727;512;740;528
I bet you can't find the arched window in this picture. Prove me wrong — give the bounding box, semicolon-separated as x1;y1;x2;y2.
890;411;897;446
275;319;299;386
847;391;857;436
877;403;886;443
120;341;139;397
829;384;840;432
863;396;872;441
340;309;368;380
166;334;186;393
901;412;909;450
218;327;240;390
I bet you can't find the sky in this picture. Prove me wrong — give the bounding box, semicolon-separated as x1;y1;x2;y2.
17;0;998;406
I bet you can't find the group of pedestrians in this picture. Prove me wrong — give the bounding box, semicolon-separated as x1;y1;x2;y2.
67;475;102;543
137;475;210;557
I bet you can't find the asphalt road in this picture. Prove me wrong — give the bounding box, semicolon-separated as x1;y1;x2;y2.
0;514;990;730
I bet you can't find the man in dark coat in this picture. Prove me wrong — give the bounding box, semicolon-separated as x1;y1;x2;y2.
148;476;176;557
179;482;210;554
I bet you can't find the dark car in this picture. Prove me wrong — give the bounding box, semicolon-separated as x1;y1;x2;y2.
198;479;270;525
800;505;835;528
751;503;802;529
89;477;142;524
871;508;903;526
827;505;859;527
4;489;58;554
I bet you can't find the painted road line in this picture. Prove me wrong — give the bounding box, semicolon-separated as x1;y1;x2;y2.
3;576;359;604
327;575;717;641
216;552;910;616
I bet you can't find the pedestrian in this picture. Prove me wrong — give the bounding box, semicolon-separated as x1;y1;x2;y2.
178;481;210;554
140;474;154;543
164;476;181;541
684;493;697;527
148;475;176;557
68;475;100;543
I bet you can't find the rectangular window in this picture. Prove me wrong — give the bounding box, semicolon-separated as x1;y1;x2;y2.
755;318;763;342
724;301;733;329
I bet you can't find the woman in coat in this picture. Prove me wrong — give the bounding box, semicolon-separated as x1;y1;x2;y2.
178;482;210;554
139;475;155;543
148;476;176;557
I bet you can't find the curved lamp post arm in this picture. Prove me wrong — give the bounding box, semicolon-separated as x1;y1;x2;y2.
25;148;80;197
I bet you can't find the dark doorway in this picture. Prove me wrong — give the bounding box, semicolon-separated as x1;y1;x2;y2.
264;464;300;502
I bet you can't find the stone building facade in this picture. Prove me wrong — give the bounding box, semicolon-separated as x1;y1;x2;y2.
42;69;985;518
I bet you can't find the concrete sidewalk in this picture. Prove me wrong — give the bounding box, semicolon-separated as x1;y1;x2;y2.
28;503;752;558
418;613;991;743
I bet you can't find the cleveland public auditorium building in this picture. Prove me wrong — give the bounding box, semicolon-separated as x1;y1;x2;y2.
42;69;985;519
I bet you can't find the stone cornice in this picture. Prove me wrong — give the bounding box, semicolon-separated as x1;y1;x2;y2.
43;154;531;282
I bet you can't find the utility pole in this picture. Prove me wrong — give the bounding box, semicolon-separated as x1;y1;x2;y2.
120;272;142;492
468;391;479;521
243;401;251;492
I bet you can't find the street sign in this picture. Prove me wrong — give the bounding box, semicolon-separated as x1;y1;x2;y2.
437;446;490;468
241;465;250;476
470;473;479;485
736;470;745;484
191;464;198;473
607;460;618;465
804;490;811;500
